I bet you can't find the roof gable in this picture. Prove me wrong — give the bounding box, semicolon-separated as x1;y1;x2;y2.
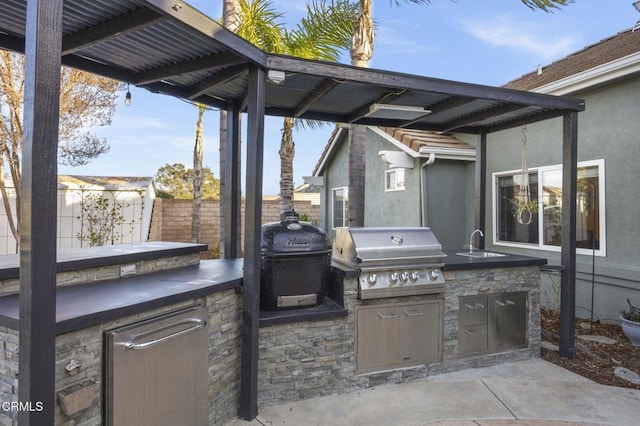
312;126;474;176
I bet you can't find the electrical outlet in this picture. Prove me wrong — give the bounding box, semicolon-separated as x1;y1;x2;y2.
120;264;137;277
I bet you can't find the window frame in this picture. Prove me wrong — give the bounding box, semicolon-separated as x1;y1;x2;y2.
384;168;406;192
331;186;349;230
492;159;606;256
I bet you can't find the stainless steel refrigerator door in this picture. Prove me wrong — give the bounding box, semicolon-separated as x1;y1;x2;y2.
105;305;209;426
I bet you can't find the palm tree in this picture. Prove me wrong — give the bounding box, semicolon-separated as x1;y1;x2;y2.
219;0;242;257
192;104;205;243
346;0;571;227
232;0;357;215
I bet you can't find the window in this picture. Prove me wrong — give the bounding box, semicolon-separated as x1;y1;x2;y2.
385;168;405;191
332;187;348;229
493;159;605;256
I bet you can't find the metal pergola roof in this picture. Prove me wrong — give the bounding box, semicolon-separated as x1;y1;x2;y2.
0;1;583;424
1;0;584;133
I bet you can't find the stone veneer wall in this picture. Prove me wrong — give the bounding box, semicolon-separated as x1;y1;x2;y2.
0;289;242;426
257;265;540;406
0;253;201;298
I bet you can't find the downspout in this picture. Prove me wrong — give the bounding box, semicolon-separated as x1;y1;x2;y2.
419;153;436;226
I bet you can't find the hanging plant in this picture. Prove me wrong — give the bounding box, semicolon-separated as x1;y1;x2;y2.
507;126;538;225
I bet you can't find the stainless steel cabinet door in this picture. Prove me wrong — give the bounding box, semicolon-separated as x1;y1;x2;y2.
105;305;209;426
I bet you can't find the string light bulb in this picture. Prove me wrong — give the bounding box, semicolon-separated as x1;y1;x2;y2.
125;84;132;106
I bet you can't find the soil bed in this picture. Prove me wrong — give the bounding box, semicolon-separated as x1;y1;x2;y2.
541;308;640;390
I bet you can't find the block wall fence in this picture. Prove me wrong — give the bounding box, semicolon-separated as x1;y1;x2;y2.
147;198;320;253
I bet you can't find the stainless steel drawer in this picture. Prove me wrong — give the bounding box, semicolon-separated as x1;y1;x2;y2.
104;305;209;426
459;295;488;326
458;324;488;355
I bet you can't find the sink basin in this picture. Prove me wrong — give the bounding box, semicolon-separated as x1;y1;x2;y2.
457;251;507;259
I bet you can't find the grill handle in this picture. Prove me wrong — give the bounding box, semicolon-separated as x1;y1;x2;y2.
123;319;207;350
377;312;399;319
404;309;424;317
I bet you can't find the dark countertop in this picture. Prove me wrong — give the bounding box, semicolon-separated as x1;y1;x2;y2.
0;241;208;280
0;259;243;334
331;249;547;275
442;249;547;271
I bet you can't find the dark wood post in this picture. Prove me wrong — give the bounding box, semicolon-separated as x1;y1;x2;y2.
19;0;63;423
474;131;487;247
559;111;578;359
239;66;265;420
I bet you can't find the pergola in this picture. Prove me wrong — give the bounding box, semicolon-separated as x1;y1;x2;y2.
1;0;585;423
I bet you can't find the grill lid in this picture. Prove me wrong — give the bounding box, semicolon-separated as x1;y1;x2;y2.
261;212;331;256
332;227;446;268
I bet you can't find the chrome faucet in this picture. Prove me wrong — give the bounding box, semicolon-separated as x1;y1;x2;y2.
469;229;484;253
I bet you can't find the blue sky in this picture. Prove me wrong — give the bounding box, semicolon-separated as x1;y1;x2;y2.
58;0;639;195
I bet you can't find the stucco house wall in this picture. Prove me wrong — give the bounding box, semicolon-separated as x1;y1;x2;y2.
315;127;476;249
363;129;422;227
481;30;640;321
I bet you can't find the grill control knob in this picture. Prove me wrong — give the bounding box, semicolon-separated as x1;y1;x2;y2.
409;271;420;282
367;274;377;286
399;272;409;283
428;270;440;281
389;272;399;285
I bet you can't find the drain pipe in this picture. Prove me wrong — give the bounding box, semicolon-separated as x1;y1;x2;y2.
420;153;436;226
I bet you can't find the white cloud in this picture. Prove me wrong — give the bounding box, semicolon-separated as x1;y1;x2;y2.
375;23;434;56
458;13;578;61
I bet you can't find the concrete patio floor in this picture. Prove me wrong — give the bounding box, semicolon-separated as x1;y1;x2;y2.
225;358;640;426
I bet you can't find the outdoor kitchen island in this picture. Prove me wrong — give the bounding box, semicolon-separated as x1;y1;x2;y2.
257;240;547;408
0;239;546;425
0;242;244;426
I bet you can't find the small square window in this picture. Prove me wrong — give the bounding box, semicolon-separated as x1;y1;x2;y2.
385;169;405;191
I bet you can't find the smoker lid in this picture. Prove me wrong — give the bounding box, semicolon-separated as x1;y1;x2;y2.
332;227;446;267
261;214;331;256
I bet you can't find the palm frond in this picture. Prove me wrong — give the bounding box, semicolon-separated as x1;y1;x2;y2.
520;0;573;12
285;0;359;61
236;0;286;53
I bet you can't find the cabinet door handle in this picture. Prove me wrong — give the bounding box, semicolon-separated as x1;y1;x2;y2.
464;303;485;310
378;312;398;319
495;299;516;307
464;329;484;336
404;310;424;317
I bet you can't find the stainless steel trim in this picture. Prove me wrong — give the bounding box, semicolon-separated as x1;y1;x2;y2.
123;319;206;350
358;284;445;299
277;293;317;307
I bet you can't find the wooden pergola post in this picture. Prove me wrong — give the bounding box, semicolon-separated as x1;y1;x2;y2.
19;0;63;423
239;65;266;420
559;111;578;359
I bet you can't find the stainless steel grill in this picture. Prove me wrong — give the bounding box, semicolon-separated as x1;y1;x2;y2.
332;227;447;299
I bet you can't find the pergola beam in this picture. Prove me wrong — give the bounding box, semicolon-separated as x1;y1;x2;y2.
134;51;245;86
187;64;248;100
293;78;341;118
62;7;164;55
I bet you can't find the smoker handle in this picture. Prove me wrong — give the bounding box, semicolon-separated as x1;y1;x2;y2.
378;312;399;319
404;309;424;317
124;319;207;350
494;299;516;307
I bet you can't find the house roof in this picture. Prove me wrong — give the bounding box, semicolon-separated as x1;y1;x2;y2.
0;0;584;135
379;127;474;152
57;175;154;191
505;27;640;93
312;126;474;176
